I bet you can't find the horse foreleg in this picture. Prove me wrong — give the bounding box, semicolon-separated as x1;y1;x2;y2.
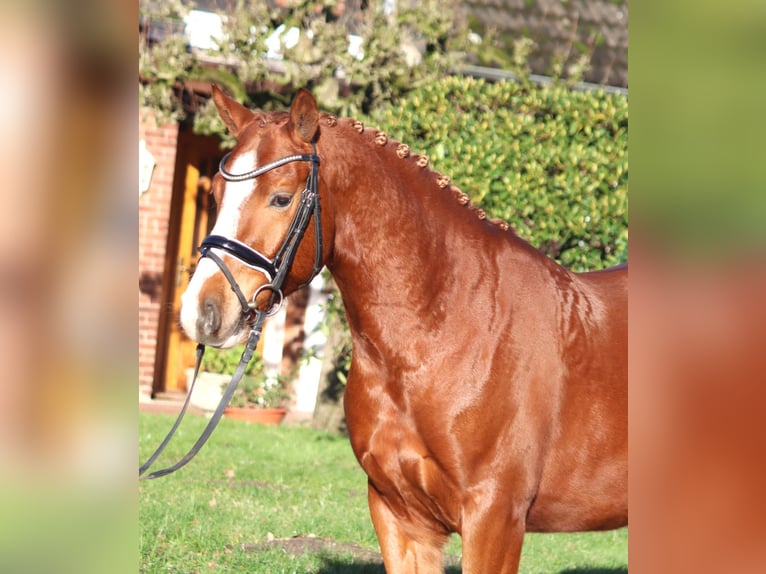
460;504;526;574
367;482;446;574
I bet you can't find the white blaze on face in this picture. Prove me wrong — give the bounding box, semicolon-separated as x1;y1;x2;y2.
180;151;257;342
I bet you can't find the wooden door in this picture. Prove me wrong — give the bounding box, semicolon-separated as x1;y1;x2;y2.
154;131;222;395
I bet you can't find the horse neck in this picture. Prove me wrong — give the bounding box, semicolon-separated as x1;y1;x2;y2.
318;118;539;349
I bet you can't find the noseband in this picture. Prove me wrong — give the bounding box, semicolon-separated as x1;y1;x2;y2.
199;142;322;321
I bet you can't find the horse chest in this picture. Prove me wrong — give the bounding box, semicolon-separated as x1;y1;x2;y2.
351;419;460;532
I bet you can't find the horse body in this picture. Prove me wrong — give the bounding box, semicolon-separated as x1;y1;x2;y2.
181;87;627;573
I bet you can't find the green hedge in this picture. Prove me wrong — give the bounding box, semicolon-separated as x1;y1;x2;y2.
367;76;628;271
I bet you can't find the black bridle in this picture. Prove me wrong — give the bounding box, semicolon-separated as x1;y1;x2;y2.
139;143;321;480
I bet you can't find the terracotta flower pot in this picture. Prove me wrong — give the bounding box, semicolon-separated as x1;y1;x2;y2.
223;407;288;425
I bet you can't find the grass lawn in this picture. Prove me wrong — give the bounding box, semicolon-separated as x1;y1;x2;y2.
140;413;627;573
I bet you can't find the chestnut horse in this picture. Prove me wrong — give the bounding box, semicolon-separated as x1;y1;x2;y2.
180;87;627;573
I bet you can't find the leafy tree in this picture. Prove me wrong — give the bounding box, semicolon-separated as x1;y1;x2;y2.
139;0;470;142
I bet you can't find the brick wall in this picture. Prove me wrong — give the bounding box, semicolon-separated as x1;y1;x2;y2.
139;109;179;398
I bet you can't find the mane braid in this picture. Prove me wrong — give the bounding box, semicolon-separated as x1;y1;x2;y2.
324;113;513;233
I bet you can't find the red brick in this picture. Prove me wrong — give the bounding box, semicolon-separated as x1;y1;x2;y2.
139;107;179;396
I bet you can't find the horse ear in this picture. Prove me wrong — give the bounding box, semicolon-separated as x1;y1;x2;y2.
289;88;319;143
211;84;253;136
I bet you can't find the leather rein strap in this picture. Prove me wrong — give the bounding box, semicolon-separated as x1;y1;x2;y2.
139;144;321;480
138;326;262;480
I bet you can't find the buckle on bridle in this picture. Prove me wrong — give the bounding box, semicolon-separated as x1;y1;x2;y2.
249;284;284;318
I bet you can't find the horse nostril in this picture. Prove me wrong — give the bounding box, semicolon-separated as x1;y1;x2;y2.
200;297;221;337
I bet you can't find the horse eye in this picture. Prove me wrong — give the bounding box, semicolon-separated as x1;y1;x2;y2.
269;193;293;209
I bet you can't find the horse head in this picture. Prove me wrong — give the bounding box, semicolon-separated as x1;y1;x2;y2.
180;86;333;347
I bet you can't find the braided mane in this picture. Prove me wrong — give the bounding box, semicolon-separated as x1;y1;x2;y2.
317;112;513;233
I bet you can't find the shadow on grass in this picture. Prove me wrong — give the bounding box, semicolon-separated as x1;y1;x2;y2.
315;561;625;574
254;537;624;574
316;559;461;574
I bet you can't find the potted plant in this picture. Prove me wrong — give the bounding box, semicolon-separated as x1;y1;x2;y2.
186;346;290;424
212;347;289;425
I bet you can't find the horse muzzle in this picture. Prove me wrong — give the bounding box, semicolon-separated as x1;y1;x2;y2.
179;257;262;347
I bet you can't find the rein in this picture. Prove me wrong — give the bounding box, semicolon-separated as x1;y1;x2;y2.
139;143;321;480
